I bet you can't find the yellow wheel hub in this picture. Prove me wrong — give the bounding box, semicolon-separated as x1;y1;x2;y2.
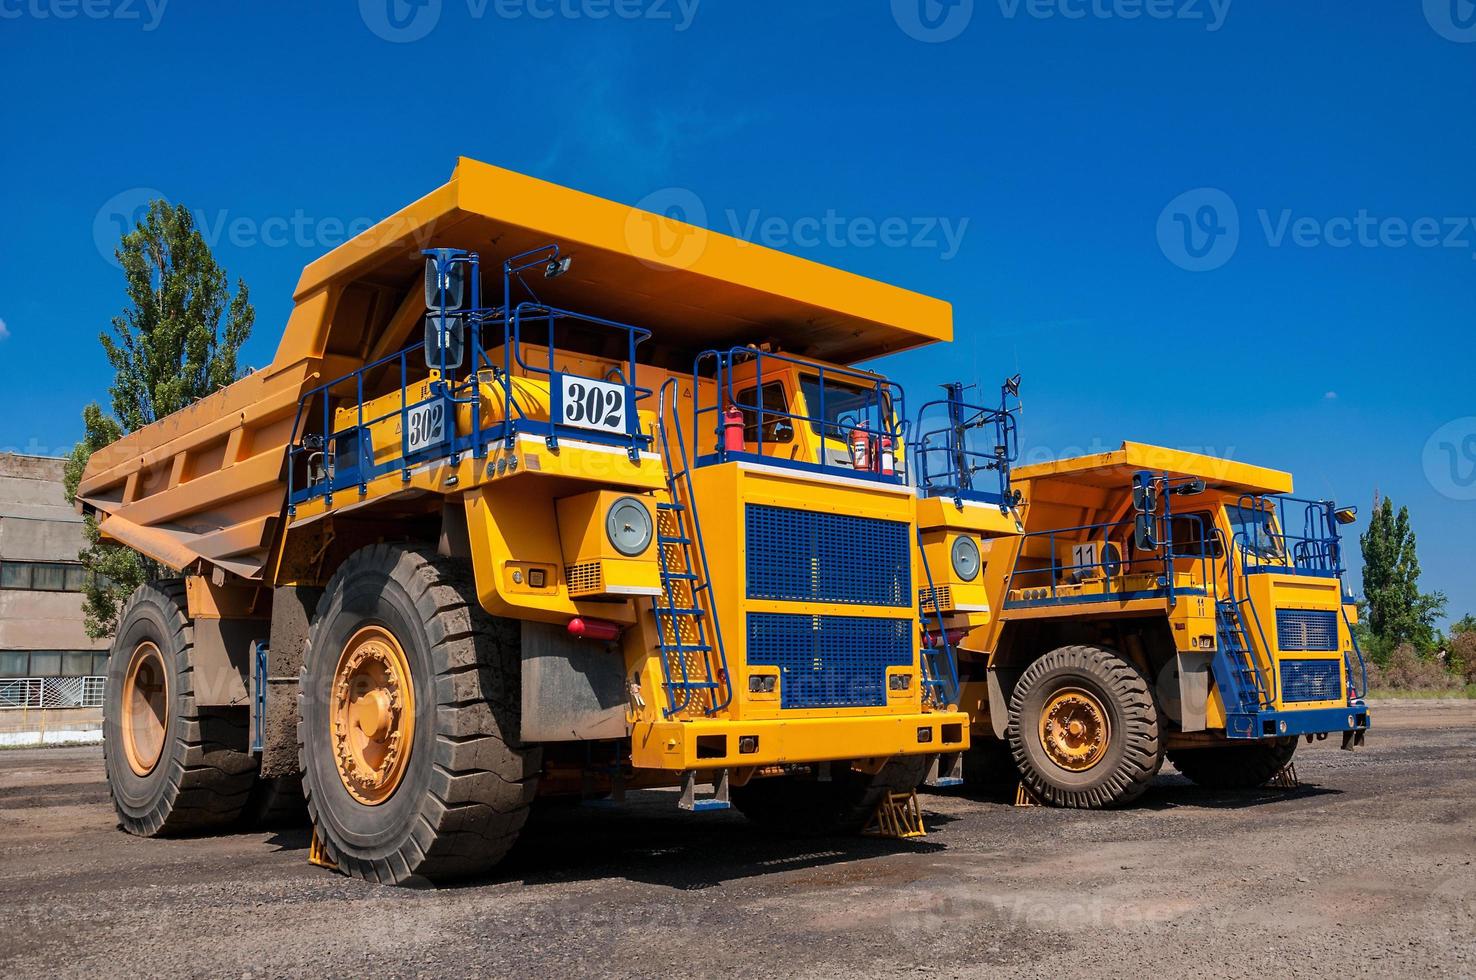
1038;687;1110;772
331;626;415;805
121;640;169;777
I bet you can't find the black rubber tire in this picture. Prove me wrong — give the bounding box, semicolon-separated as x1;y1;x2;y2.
1007;644;1163;808
1168;738;1298;790
731;755;930;836
103;581;258;836
240;775;309;829
299;544;541;885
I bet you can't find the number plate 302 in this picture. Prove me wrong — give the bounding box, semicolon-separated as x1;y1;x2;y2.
559;376;628;434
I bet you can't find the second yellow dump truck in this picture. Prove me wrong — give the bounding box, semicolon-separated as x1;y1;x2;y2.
78;159;1016;884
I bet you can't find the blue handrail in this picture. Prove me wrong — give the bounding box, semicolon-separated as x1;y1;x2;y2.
914;378;1020;509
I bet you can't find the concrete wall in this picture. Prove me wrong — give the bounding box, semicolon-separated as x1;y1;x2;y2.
0;454;108;657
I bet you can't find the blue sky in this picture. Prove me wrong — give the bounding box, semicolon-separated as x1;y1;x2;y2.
0;1;1472;622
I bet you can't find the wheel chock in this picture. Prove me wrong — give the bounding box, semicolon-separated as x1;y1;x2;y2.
1013;782;1042;807
863;790;926;839
308;825;341;871
1269;761;1299;790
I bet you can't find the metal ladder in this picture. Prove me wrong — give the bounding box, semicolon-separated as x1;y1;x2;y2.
1214;599;1272;713
653;379;732;719
916;530;964;788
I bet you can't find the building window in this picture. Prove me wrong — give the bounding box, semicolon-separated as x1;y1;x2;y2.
0;650;109;678
0;560;93;592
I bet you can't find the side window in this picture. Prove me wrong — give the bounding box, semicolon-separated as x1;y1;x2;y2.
1168;512;1222;558
735;382;792;443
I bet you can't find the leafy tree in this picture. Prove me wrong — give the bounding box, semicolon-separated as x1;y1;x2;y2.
1358;496;1446;656
64;201;254;638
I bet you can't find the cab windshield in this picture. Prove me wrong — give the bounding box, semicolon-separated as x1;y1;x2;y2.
1225;504;1283;559
798;375;891;440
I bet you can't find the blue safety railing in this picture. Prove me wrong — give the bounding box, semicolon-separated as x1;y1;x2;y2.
914;377;1020;509
287;244;656;507
690;347;907;484
1228;494;1347;578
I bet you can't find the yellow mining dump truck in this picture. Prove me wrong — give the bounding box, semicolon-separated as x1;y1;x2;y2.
77;158;1016;884
946;442;1371;807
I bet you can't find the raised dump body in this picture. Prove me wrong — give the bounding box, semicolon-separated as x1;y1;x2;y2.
80;159;1014;884
954;441;1371;806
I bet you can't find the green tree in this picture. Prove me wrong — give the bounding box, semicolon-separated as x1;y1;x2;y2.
64;201;254;638
1358;496;1445;656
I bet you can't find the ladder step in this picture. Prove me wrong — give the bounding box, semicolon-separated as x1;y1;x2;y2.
662;643;712;653
654;606;705;617
659;535;692;545
657;501;686;512
661;571;699;581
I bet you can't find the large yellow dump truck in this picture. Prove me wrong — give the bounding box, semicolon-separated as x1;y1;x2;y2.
947;442;1371;807
78;159;1012;883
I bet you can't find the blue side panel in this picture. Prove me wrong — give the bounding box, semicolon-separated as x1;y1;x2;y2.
1276;609;1339;651
1280;659;1342;702
746;613;912;709
744;504;911;607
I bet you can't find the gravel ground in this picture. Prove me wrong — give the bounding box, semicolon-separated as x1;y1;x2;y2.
0;701;1471;979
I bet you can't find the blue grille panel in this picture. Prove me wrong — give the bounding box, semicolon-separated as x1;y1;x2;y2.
1280;659;1343;702
746;613;913;709
1276;609;1339;651
745;504;911;606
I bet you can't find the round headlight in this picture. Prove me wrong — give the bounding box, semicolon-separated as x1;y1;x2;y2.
950;534;981;582
606;496;654;557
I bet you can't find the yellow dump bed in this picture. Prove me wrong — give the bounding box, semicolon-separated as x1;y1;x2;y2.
76;158;953;581
1013;441;1294;497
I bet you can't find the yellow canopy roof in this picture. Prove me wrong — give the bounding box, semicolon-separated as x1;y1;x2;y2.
1013;441;1294;496
272;157;952;371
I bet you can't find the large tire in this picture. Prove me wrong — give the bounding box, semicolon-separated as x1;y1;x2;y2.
299;544;541;885
1007;644;1162;808
103;581;258;836
1168;738;1298;790
731;755;930;836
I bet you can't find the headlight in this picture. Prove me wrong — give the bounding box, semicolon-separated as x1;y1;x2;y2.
606;496;654;556
950;534;981;581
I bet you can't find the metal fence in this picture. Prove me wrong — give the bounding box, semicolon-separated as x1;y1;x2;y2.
0;676;106;709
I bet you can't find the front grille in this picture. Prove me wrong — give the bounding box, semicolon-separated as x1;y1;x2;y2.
1277;609;1339;651
745;504;910;606
1280;659;1342;702
746;613;912;709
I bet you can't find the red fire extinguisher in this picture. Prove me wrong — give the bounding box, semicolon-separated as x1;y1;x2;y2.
849;428;872;470
877;432;895;476
721;405;745;452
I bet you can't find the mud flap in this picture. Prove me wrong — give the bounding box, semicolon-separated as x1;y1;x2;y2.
1340;728;1366;751
924;751;964;788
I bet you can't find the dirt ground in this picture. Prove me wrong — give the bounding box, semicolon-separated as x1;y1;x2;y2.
1;701;1471;979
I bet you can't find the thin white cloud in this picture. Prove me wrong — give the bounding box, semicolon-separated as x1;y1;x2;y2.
1323;391;1338;400
0;317;9;341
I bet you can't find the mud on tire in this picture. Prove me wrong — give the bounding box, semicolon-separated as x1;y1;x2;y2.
731;755;930;836
1007;644;1162;808
1168;738;1298;790
298;544;541;885
103;580;258;836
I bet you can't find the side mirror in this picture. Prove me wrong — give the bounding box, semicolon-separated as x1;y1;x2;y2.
1134;513;1157;551
424;313;465;371
1173;478;1206;496
1333;506;1358;525
1132;475;1158;515
424;254;465;310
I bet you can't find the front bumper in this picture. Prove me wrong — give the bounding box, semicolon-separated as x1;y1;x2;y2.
630;710;970;770
1225;704;1372;740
